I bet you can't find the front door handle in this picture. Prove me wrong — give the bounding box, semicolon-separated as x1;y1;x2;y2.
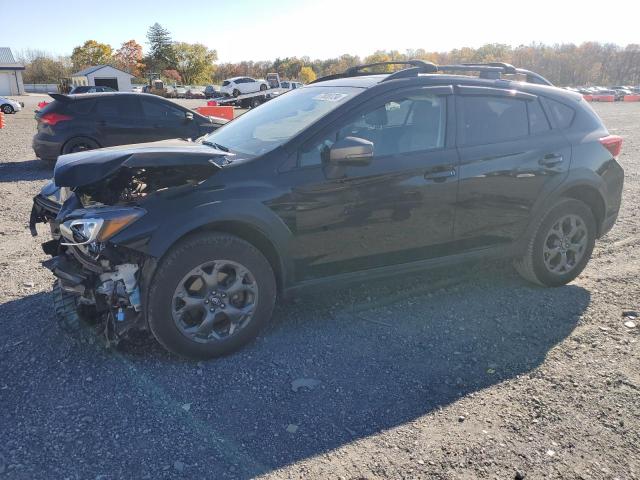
425;168;456;182
540;153;564;166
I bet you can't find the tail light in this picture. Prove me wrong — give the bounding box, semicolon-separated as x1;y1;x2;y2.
40;112;72;126
599;135;623;158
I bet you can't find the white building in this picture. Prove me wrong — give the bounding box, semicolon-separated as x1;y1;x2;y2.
0;48;25;96
70;65;135;92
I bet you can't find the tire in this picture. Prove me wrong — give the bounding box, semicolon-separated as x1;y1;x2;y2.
232;89;241;97
250;97;262;108
147;233;276;359
62;137;100;155
1;104;14;114
52;280;97;335
259;84;267;91
514;198;596;287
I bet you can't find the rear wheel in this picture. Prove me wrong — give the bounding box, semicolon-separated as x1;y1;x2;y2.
1;104;14;114
62;137;100;155
514;199;596;286
259;84;267;91
148;233;276;359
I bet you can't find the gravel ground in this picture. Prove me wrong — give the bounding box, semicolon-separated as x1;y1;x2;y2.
0;96;638;480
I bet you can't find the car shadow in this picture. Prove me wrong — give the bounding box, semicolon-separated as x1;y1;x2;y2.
0;158;53;182
0;263;589;478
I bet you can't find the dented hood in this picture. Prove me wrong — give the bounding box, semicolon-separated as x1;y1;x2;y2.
54;139;227;188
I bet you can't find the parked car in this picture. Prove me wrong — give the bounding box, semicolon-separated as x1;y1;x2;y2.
186;87;206;99
220;76;268;97
280;81;304;90
174;86;187;98
32;92;228;161
591;89;617;101
611;88;632;100
0;95;22;114
29;61;624;359
68;86;117;94
204;85;221;99
131;85;144;93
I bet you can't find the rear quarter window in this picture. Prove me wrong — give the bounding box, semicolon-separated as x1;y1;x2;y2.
540;97;575;129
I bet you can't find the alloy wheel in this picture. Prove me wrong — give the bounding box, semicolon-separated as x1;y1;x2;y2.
542;214;588;275
171;260;259;343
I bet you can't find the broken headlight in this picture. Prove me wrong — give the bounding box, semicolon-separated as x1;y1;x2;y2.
60;208;145;246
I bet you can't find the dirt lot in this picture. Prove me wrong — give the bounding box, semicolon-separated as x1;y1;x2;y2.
0;96;638;480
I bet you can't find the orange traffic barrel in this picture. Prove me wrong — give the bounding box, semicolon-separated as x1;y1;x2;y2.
623;95;640;102
0;112;4;129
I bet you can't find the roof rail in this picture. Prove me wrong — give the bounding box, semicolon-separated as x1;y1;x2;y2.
310;60;437;84
310;60;553;86
439;63;553;86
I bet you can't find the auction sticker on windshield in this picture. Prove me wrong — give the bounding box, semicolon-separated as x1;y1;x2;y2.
313;93;350;102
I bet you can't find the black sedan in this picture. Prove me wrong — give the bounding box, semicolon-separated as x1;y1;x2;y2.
32;92;228;162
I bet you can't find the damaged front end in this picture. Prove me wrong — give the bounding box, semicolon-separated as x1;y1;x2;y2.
29;141;226;344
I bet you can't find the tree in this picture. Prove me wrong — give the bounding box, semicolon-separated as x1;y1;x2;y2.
71;40;113;71
146;23;175;72
114;40;144;76
173;42;217;85
162;69;181;83
299;66;316;83
16;49;71;83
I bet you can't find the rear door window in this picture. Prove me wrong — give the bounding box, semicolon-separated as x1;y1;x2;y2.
527;99;551;134
95;96;142;117
459;96;529;145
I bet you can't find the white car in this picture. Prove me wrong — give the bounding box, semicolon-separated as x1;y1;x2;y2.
280;81;304;90
220;77;268;97
0;96;23;114
131;85;144;93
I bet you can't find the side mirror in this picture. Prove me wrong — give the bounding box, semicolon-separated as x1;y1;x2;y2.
185;111;194;121
329;136;373;166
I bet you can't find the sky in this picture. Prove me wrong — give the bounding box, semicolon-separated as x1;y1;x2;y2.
2;0;638;62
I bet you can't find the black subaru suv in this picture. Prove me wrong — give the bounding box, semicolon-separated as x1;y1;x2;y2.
32;92;227;162
29;61;624;359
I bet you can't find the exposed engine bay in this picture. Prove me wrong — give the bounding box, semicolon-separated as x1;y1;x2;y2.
29;141;227;345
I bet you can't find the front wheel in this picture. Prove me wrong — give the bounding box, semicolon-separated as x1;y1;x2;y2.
147;233;276;359
1;104;14;114
232;89;240;97
259;84;267;91
514;199;596;287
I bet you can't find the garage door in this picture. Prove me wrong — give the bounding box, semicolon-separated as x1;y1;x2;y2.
0;73;11;96
94;78;119;90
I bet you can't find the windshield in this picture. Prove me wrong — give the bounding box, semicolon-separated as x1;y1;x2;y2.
203;86;362;156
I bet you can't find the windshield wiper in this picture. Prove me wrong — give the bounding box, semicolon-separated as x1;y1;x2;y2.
202;140;230;152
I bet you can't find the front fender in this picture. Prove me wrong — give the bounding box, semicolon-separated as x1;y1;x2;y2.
112;196;294;284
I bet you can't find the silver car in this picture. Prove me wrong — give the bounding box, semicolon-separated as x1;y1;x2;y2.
0;95;23;114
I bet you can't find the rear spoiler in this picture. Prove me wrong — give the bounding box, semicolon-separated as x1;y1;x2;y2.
49;93;71;102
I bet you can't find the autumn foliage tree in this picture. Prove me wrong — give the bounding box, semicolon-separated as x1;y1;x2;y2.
173;42;217;85
298;66;316;83
70;40;113;71
114;40;144;76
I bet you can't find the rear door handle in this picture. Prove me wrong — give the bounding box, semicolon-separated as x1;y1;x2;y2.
540;153;564;166
425;168;456;182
